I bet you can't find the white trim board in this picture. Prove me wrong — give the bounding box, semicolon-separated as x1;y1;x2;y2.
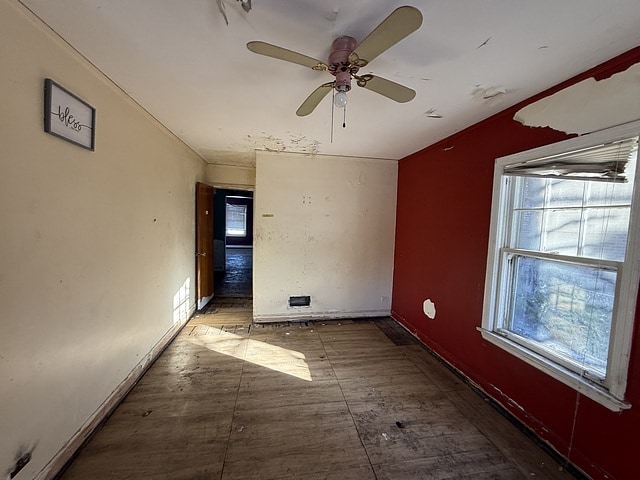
253;309;391;323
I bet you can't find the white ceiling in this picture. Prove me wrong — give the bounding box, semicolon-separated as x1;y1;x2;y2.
20;0;640;163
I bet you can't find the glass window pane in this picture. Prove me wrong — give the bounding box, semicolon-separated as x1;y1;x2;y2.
511;210;542;250
508;255;615;376
585;180;633;207
548;179;585;208
515;177;546;209
582;207;630;261
542;209;581;256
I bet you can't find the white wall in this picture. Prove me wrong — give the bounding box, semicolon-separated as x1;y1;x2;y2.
0;1;205;478
254;151;397;321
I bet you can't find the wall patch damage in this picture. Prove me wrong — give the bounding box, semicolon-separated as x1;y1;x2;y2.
423;299;436;319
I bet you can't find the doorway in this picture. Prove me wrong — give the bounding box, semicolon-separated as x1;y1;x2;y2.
213;189;253;298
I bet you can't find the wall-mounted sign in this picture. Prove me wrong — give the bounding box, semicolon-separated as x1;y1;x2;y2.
44;78;95;151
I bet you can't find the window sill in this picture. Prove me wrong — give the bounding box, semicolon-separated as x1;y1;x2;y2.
478;328;631;412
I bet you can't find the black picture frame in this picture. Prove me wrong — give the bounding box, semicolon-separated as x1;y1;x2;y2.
44;78;95;151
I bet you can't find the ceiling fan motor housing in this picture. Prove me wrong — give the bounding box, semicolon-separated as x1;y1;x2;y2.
329;36;357;92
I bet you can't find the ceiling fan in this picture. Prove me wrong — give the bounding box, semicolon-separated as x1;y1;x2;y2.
247;6;423;116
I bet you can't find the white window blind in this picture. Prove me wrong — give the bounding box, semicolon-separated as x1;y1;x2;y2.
503;137;637;182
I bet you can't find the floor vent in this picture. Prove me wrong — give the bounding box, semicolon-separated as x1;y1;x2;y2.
289;295;311;307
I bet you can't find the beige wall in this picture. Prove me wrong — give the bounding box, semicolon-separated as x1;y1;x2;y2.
0;1;205;478
254;151;397;321
205;162;256;190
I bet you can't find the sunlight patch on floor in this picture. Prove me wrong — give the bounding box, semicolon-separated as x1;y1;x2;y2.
188;329;312;381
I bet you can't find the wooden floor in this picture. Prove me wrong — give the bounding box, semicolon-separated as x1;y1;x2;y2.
58;302;578;480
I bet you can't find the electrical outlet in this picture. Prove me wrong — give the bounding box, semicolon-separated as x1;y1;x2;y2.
381;296;390;303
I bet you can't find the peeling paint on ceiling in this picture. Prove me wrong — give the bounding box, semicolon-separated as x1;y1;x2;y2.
472;86;509;106
245;133;320;155
424;108;443;118
514;62;640;135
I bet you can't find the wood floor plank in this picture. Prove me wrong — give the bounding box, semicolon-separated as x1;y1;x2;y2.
317;329;391;346
322;341;401;359
116;389;238;416
373;450;522;480
362;426;501;466
282;465;376;480
222;439;371;480
446;388;576;480
399;344;468;392
339;371;441;403
348;395;471;434
63;448;226;480
228;402;354;443
329;354;423;380
61;414;231;480
222;449;374;480
223;403;371;480
235;366;341;411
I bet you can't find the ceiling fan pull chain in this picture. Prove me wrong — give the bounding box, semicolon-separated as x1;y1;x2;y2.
330;90;335;143
343;105;347;128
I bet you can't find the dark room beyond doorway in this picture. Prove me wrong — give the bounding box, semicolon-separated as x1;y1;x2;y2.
213;188;253;298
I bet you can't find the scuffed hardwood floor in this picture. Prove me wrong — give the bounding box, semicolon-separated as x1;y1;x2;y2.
58;300;579;480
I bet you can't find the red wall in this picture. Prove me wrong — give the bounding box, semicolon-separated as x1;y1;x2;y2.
392;47;640;480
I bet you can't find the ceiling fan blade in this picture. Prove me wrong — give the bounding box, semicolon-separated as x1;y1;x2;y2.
360;75;416;103
296;83;334;116
350;6;423;65
247;41;327;70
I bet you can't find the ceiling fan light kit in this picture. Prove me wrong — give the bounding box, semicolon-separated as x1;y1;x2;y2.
246;6;423;117
334;91;348;107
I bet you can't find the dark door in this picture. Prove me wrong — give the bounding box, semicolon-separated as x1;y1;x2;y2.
196;182;214;309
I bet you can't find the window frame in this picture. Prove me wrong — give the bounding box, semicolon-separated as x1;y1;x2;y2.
480;120;640;411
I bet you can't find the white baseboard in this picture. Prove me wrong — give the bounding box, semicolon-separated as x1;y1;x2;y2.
253;309;390;323
37;304;195;480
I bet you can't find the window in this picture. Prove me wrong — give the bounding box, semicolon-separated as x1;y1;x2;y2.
226;203;247;237
481;121;640;411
